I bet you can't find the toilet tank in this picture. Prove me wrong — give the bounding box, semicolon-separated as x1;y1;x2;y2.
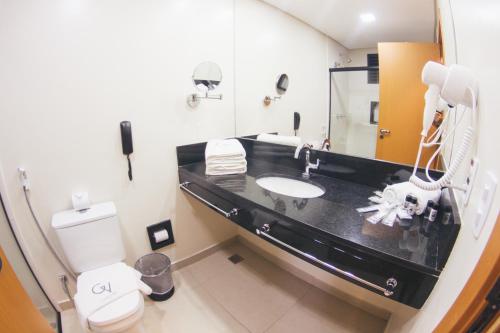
51;202;126;273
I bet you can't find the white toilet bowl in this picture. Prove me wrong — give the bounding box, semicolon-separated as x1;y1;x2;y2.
86;294;145;333
51;203;150;333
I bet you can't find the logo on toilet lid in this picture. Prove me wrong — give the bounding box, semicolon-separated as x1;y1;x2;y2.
92;282;112;295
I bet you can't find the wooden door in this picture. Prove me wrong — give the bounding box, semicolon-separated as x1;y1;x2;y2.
376;42;441;166
434;214;500;333
0;246;55;333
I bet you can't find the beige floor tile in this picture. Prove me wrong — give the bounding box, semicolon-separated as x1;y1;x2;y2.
186;246;240;285
172;265;200;289
266;287;387;333
143;267;249;333
61;308;84;333
201;245;310;333
61;245;387;333
232;245;310;298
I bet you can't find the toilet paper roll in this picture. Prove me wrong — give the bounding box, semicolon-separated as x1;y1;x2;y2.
154;229;169;243
72;192;90;211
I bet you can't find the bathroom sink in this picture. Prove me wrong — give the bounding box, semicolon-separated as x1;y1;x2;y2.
256;176;325;198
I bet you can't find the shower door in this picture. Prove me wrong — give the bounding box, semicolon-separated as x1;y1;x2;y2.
0;197;60;332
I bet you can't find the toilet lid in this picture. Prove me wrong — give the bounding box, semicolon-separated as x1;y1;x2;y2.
88;291;142;327
76;263;143;327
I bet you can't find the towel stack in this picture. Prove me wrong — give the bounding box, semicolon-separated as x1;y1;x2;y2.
205;139;247;175
256;133;301;147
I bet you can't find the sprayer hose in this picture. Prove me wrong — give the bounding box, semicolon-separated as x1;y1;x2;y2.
23;189;76;304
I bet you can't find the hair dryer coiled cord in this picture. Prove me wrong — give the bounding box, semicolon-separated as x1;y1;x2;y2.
410;126;474;191
410;85;477;191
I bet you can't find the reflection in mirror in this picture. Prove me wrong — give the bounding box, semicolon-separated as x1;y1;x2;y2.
276;74;289;95
264;74;290;106
330;43;442;169
193;61;222;92
329;60;380;159
187;61;223;108
234;0;455;171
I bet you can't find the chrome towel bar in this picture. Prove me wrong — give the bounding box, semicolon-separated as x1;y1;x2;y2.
179;182;239;218
256;224;396;297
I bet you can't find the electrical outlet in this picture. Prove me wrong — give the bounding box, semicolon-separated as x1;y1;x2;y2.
463;157;479;206
473;171;497;239
18;167;30;190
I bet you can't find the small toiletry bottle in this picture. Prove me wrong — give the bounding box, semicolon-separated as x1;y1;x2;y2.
421;200;433;235
404;194;412;209
403;194;411;209
429;201;439;222
441;206;452;225
422;201;439;236
406;195;418;215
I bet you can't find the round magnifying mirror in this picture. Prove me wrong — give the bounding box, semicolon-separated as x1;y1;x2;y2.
192;61;222;93
276;73;289;95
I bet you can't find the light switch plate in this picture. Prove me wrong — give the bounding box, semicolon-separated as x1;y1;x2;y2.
473;171;497;239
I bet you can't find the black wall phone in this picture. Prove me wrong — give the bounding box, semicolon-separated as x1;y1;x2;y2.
294;112;300;136
120;121;133;181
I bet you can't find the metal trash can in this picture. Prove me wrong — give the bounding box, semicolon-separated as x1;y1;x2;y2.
135;253;174;301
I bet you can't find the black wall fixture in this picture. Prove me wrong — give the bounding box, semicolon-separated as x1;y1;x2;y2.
120;121;134;181
147;220;175;250
294;112;301;136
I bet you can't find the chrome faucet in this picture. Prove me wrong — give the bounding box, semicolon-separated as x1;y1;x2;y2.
302;149;320;179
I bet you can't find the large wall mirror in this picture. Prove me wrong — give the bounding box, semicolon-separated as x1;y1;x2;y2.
234;0;457;170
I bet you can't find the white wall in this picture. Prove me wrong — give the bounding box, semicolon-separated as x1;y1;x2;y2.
234;0;345;143
439;0;459;166
386;0;500;331
0;0;238;305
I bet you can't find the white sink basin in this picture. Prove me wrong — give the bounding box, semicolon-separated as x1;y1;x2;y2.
256;176;325;198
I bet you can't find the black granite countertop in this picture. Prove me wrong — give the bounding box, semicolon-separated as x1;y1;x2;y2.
179;157;443;275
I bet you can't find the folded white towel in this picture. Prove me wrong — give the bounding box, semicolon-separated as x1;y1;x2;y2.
382;181;441;215
206;165;247;176
256;133;301;147
207;159;247;167
205;139;246;160
206;157;246;165
205;139;247;175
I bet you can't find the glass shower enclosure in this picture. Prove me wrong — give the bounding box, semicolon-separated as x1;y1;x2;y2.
329;65;380;159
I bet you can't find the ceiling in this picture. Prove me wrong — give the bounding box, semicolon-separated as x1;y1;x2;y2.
260;0;436;49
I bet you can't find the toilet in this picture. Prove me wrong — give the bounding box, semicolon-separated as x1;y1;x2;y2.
52;202;150;333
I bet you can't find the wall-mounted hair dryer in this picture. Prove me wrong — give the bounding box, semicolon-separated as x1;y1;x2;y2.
410;61;478;191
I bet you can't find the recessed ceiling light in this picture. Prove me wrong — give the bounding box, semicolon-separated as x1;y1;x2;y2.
360;13;376;23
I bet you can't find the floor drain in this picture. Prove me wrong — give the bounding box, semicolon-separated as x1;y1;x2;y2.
228;254;244;264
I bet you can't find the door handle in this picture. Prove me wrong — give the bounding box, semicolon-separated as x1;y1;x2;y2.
379;128;391;139
0;257;2;272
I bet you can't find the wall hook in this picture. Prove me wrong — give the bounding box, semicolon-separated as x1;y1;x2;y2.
187;92;223;108
263;95;281;106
